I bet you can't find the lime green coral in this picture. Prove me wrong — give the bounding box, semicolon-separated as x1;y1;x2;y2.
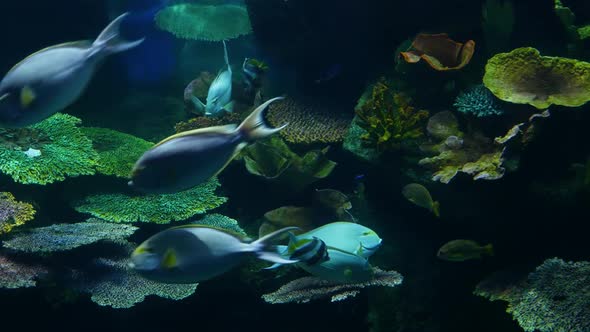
0;192;36;235
74;178;227;224
82;127;154;179
155;4;252;41
483;47;590;109
355;79;429;151
0;113;98;185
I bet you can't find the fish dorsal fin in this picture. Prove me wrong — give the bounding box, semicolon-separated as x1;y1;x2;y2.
161;248;178;269
222;40;231;73
171;224;248;241
153;124;238;148
9;41;92;73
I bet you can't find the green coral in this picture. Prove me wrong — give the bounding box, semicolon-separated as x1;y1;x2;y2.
343;117;381;163
82;127;154;178
155;4;252;41
74;178;227;224
0;192;36;235
579;25;590;40
355;79;429;151
483;47;590;109
0;113;98;185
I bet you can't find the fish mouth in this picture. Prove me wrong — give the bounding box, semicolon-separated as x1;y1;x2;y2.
361;240;382;252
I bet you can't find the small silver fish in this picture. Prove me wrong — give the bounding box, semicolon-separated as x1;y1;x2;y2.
130;225;299;284
129;97;287;194
192;40;233;117
0;13;143;127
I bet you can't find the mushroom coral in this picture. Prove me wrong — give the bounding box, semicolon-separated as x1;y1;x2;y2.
483;47;590;109
0;192;36;235
400;33;475;71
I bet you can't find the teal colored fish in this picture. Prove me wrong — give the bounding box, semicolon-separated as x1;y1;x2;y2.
0;13;143;127
192;40;233;117
295;222;383;258
130;225;299;284
129;97;287;194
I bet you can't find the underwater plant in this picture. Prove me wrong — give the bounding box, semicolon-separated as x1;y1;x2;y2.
0;254;47;289
262;268;403;304
265;98;352;144
400;33;476;71
155;3;252;41
355;79;429;152
453;85;504;117
0;113;98;185
483;47;590;109
0;192;36;235
74;178;227;224
82;127;154;179
475;258;590;332
3;220;138;253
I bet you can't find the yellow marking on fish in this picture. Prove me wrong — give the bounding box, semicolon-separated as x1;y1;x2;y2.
161;248;178;269
20;86;36;108
344;268;353;278
133;245;151;255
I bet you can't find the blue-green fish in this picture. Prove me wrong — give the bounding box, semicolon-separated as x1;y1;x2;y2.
192;40;233;116
295;222;382;258
129;97;287;194
0;13;143;127
130;225;299;284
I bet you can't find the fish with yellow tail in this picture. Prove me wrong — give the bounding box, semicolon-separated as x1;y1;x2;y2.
129;97;287;194
402;183;440;217
0;13;143;127
437;239;494;262
130;225;300;284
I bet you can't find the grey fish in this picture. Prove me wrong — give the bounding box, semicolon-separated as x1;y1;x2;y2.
192;40;233;117
129;97;287;194
130;225;299;284
0;13;143;127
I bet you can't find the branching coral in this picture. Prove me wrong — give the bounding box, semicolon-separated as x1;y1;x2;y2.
475;258;590;332
355;79;429;151
262;268;403;304
265;98;352;144
0;254;47;289
0;113;98;185
454;85;504;117
74;178;227;223
483;47;590;109
82;127;154;179
156;4;252;41
0;192;36;235
3;219;138;253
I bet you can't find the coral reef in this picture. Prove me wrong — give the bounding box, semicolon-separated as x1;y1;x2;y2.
0;254;47;289
343;117;381;163
3;220;138;253
0;113;98;185
265;98;352;144
0;192;36;235
192;214;247;237
261;268;403;304
82;127;154;179
453;85;504;117
155;4;252;41
355;79;429;152
74;178;227;224
174;112;243;133
483;47;590;109
400;33;475;71
475;258;590;332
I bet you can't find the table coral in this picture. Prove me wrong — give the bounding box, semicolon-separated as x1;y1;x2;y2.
0;254;47;289
262;268;403;304
0;192;35;235
0;113;98;185
82;127;154;179
74;178;227;223
454;85;504;117
483;47;590;109
3;219;138;253
156;4;252;41
265;98;352;144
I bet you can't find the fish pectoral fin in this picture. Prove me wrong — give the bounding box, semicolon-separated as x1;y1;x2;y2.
161;248;178;269
191;96;206;114
222;101;235;113
20;86;36;108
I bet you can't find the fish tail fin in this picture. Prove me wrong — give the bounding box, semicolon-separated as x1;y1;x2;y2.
483;244;494;257
92;13;144;58
252;227;300;264
432;201;441;218
237;97;287;142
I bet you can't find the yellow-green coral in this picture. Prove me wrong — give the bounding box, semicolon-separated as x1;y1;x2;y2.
0;192;36;235
74;178;227;224
483;47;590;109
82;127;154;179
355;79;429;151
0;113;98;185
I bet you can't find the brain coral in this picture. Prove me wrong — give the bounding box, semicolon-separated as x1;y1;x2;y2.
483;47;590;109
155;4;252;41
0;254;47;289
0;113;98;185
74;178;227;224
82;127;154;179
266;98;352;144
0;192;35;235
